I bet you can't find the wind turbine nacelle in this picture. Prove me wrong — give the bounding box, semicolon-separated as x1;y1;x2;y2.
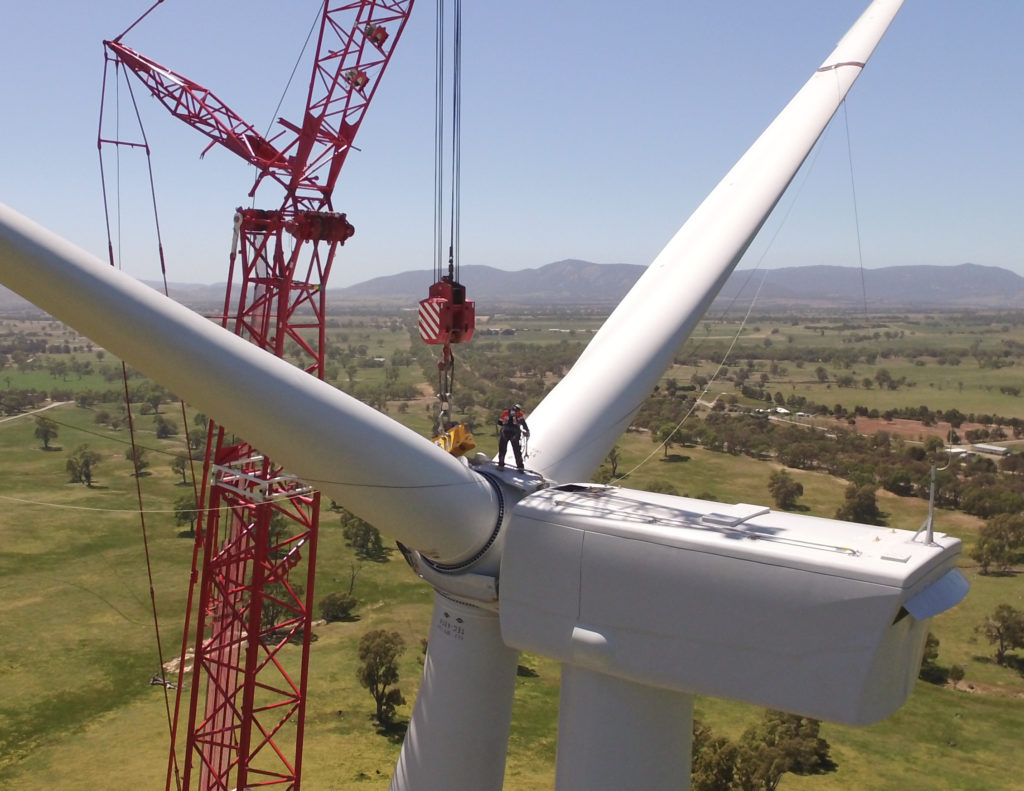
499;485;967;726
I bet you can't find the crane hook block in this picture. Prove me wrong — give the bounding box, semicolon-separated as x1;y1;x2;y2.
419;277;475;345
431;423;476;458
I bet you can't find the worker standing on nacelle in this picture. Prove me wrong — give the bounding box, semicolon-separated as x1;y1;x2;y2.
497;403;530;471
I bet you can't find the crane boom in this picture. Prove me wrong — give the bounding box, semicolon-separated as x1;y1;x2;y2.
97;4;416;790
106;2;414;206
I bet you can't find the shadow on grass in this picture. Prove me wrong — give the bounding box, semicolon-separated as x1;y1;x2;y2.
376;716;409;744
661;454;691;463
324;614;362;623
979;569;1021;578
355;547;395;564
972;653;1024;676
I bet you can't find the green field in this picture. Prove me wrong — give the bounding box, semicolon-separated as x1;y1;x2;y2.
1;309;1023;790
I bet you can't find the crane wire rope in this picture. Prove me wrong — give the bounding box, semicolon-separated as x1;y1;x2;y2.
612;272;771;483
433;0;463;283
610;118;837;483
448;0;463;284
839;97;871;318
262;2;324;143
431;0;464;435
432;0;446;282
97;55;199;785
614;95;871;484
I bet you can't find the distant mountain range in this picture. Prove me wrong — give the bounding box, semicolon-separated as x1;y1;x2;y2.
3;261;1023;313
334;261;1024;309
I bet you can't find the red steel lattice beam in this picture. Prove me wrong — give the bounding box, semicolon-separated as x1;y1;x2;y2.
95;4;417;791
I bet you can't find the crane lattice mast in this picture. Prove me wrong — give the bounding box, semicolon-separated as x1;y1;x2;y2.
101;4;414;790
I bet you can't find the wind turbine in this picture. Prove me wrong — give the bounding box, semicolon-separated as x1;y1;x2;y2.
0;1;967;790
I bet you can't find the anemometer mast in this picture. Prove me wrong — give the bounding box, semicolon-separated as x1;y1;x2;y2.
102;3;414;790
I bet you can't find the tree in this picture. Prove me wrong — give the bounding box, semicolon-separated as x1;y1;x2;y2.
356;629;406;726
605;445;622;478
125;445;150;477
341;511;388;561
34;416;59;450
971;514;1024;574
654;424;679;458
145;390;163;414
918;632;948;684
174;494;199;536
767;469;803;511
171;453;189;484
777;441;821;471
986;512;1024;548
971;525;1013;575
66;444;101;486
154;415;178;438
260;580;304;634
319;591;358;622
692;719;738;791
835;484;887;526
977;604;1024;666
732;710;837;791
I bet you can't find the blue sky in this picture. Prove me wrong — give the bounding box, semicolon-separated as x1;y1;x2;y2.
2;1;1022;287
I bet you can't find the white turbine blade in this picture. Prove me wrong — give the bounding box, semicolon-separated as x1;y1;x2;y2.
526;0;905;484
0;203;500;565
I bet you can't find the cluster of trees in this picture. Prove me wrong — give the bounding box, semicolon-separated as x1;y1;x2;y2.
635;393;1024;522
692;710;836;791
767;469;886;524
971;514;1024;574
680;314;1024;375
414;333;585;416
339;510;390;562
346;625;846;789
977;604;1024;666
66;444;101;486
0;389;47;415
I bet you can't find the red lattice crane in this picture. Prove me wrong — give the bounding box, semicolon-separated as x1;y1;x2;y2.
100;4;414;790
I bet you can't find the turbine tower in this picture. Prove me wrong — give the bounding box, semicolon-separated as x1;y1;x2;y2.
0;2;967;790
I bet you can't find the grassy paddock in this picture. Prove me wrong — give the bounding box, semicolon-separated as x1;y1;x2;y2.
2;308;1023;790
